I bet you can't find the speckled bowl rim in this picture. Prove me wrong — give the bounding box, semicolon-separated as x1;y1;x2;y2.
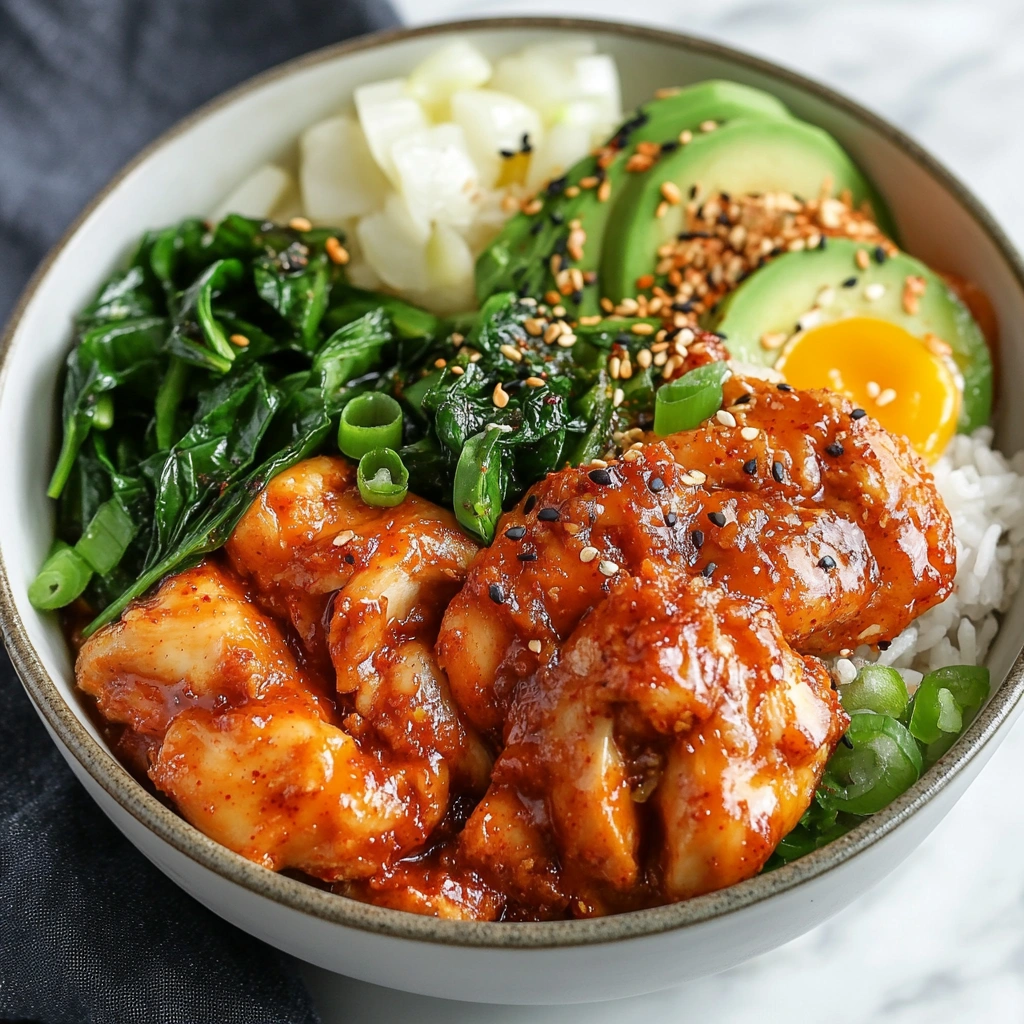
2;15;1024;951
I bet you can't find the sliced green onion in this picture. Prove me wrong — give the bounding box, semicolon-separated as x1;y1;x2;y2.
824;712;922;815
339;392;403;459
356;448;409;507
92;394;114;431
29;541;93;611
453;427;508;543
840;665;910;719
75;498;137;574
654;361;731;436
908;664;989;762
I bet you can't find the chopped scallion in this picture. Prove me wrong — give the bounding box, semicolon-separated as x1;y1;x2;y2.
75;498;137;574
339;392;403;459
653;361;731;435
28;541;93;611
356;448;409;507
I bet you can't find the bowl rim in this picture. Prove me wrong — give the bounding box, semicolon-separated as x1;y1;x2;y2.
3;14;1024;951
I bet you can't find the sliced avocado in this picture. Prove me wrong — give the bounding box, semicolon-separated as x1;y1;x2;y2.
475;80;793;315
712;237;992;431
601;117;895;303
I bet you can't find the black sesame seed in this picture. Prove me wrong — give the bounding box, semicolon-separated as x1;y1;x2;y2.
553;236;568;256
830;679;839;692
825;441;845;458
649;476;665;493
701;562;717;578
499;148;516;158
517;551;538;562
732;393;752;405
717;212;731;226
841;734;854;749
743;459;758;475
691;529;705;549
777;383;793;392
344;553;355;565
720;191;731;203
873;245;887;264
524;495;537;514
529;220;543;236
537;507;560;522
689;184;698;199
546;175;568;197
851;408;867;420
842;276;858;288
505;526;527;540
818;555;837;570
571;289;583;304
488;583;505;604
521;132;533;153
818;234;828;250
707;511;727;528
772;461;785;483
716;332;727;341
588;468;613;486
660;140;679;153
665;512;678;527
550;210;565;225
672;300;695;313
877;639;892;651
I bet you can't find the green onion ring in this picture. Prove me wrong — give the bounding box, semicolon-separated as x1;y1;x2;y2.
653;360;731;435
338;392;404;459
356;448;409;508
28;541;93;611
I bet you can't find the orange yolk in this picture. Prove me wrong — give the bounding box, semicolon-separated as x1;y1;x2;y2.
775;316;960;462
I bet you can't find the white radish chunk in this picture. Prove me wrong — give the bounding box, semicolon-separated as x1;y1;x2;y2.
573;54;622;127
391;123;480;229
415;223;475;314
354;79;428;182
525;100;605;192
490;38;596;123
407;39;492;119
450;89;542;188
210;165;295;222
356;192;430;293
299;116;387;223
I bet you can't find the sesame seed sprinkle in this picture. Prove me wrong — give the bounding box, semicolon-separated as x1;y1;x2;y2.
598;559;619;577
528;639;543;653
332;530;355;547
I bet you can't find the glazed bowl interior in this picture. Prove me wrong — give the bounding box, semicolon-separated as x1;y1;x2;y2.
3;17;1024;954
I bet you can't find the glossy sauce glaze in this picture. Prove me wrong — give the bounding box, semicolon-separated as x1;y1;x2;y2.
72;380;956;920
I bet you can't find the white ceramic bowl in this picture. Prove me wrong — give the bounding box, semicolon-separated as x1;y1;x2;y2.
2;17;1024;1006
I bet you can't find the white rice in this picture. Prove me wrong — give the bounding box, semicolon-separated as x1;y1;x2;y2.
844;427;1024;691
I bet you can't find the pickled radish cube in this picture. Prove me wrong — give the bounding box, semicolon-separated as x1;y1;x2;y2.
210;165;295;222
299;116;387;223
407;39;492;117
573;54;621;125
450;89;543;188
356;192;431;292
415;224;475;314
490;39;596;122
354;79;428;181
391;124;480;228
525;100;605;192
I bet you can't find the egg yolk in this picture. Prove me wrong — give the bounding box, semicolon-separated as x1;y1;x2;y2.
775;316;960;462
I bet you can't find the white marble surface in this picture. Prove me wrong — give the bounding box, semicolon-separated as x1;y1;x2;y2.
301;3;1024;1020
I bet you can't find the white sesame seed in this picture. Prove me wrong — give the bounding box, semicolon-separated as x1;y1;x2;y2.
332;530;355;547
839;648;853;658
797;307;823;331
689;469;707;484
677;327;695;345
857;623;882;640
864;282;886;301
500;343;523;362
740;426;759;441
817;286;836;308
866;380;881;399
556;332;577;348
636;348;652;369
598;559;619;577
876;387;897;407
699;119;718;133
612;388;625;408
835;658;857;686
528;639;542;654
492;382;510;409
680;473;697;486
579;546;599;563
609;356;621;379
715;409;737;427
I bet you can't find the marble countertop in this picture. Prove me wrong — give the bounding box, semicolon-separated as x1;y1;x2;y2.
301;2;1024;1019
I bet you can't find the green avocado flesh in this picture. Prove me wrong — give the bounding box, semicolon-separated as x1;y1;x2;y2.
600;117;894;303
712;238;992;432
474;80;794;315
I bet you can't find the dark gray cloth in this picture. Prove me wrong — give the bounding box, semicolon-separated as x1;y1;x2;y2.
0;2;398;1021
